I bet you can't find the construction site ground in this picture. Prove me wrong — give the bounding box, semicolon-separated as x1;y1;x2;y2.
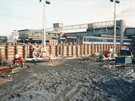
0;57;135;101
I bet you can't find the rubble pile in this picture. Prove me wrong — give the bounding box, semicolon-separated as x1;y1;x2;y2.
0;59;135;101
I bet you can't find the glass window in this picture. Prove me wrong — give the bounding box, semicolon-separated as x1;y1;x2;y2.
107;39;113;42
92;38;95;42
124;40;131;43
102;39;107;42
84;38;86;42
95;38;100;42
116;39;120;42
89;38;92;42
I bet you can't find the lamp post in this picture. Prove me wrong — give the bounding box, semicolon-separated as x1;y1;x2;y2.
110;0;120;58
12;30;18;45
39;0;50;50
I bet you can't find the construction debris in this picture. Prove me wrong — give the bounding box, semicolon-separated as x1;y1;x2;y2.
0;59;135;101
0;78;10;85
0;66;12;71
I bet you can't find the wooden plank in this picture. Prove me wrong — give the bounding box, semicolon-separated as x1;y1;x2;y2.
0;66;11;71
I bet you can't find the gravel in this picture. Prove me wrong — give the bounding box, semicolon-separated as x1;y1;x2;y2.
0;58;135;101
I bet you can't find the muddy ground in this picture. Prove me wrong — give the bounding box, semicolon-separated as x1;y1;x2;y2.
0;58;135;101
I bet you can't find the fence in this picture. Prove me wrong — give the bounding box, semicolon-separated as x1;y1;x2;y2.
0;44;122;61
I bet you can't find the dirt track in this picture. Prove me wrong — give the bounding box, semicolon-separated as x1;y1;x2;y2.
0;58;135;101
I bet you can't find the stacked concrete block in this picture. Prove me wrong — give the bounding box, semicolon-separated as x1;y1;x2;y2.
67;46;72;57
106;44;108;51
16;45;23;58
91;44;94;54
110;44;114;49
6;45;15;60
23;44;30;58
87;44;91;55
105;44;107;51
97;44;99;53
103;44;105;51
94;44;98;53
119;44;121;52
72;45;76;57
93;44;95;53
49;40;58;46
46;45;50;54
80;45;84;56
76;45;80;57
116;44;121;53
116;44;118;53
97;44;100;53
84;44;87;55
100;44;103;51
0;44;126;60
62;45;67;57
104;44;106;51
107;44;111;51
97;44;99;51
50;46;52;55
50;46;56;57
56;45;60;57
0;45;6;61
59;45;63;56
106;44;109;51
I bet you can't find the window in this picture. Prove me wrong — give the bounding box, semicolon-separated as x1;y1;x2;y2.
107;39;113;42
95;38;101;42
84;38;86;42
102;39;107;42
116;39;120;42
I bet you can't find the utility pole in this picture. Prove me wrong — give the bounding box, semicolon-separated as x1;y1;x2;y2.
110;0;120;58
43;0;46;50
12;30;18;45
39;0;50;51
114;1;116;57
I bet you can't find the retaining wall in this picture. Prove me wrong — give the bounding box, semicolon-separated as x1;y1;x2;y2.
0;44;122;61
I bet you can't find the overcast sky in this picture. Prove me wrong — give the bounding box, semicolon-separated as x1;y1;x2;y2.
0;0;135;36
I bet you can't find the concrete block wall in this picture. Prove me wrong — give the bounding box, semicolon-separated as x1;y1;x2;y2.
72;45;76;57
0;45;6;61
7;45;15;60
67;46;72;57
76;45;80;57
0;44;123;60
24;44;30;58
16;45;23;57
51;46;56;57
